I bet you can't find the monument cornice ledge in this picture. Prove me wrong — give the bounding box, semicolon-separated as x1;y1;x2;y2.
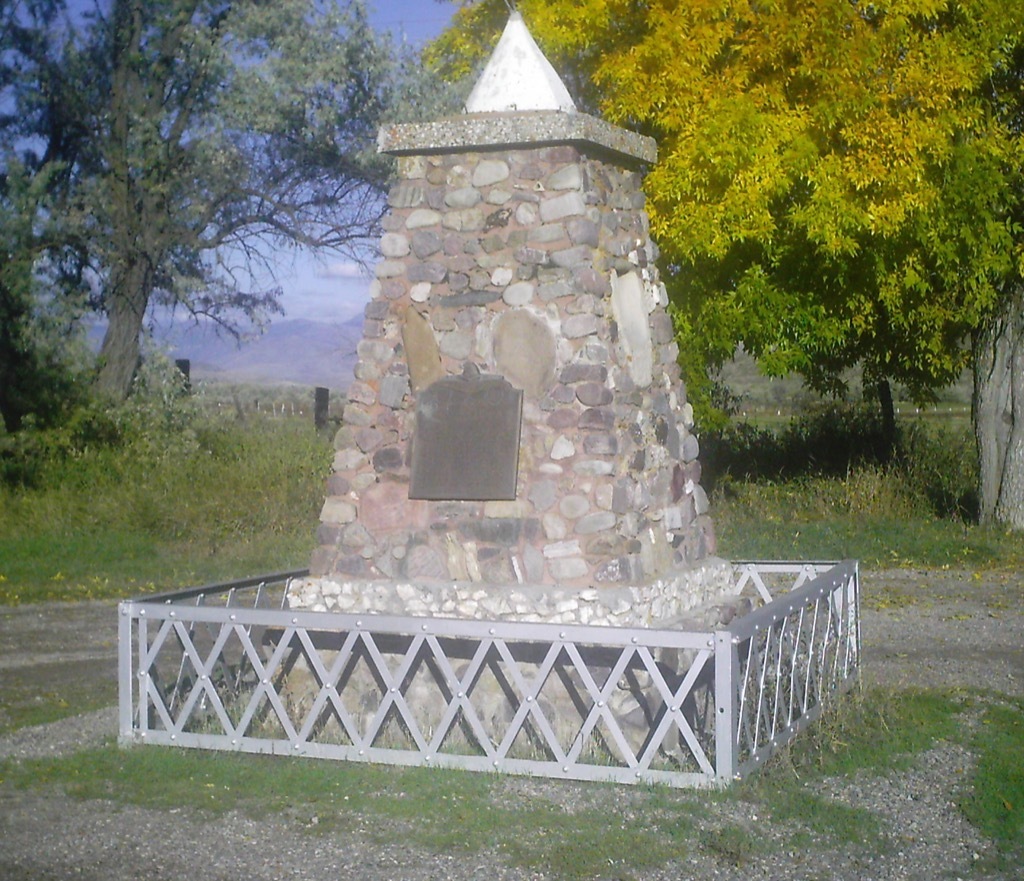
378;110;657;165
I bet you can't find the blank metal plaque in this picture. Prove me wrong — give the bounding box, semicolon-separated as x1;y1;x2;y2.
409;368;523;501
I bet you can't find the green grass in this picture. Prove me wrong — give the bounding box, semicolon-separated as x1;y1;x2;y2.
0;672;115;734
0;412;329;604
0;685;998;878
0;746;696;878
959;697;1024;870
736;687;969;855
712;477;1023;570
777;686;967;778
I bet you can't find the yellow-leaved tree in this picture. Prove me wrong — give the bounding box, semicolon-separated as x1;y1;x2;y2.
430;0;1024;529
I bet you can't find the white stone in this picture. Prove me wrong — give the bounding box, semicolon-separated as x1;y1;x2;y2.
406;208;441;229
484;499;527;517
396;583;419;602
515;202;538;225
548;557;588;580
332;449;365;471
693;484;710;515
464;12;577;114
547;164;583;191
336;594;357;610
410;282;431;303
542;513;567;540
380;233;410;258
558;494;590;519
375;260;405;279
573;459;614;476
473;159;511;187
491;266;514;286
610;269;654;388
540;191;586;223
550;435;575;460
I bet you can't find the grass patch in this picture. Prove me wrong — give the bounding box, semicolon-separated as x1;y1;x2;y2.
0;746;695;878
960;697;1024;870
731;687;968;855
0;413;328;605
704;408;1024;569
713;480;1021;570
0;671;115;735
771;686;967;779
698;823;762;866
0;686;978;876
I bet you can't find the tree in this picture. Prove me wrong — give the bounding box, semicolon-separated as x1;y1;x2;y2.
2;0;445;402
0;0;90;432
973;44;1024;527
430;0;1024;527
81;0;403;397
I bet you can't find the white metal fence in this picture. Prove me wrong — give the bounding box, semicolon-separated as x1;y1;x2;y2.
118;560;859;787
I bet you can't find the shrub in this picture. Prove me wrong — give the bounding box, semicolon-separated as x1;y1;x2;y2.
701;403;895;487
703;404;978;522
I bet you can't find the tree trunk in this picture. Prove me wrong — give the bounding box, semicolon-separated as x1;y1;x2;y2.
94;260;152;399
973;285;1024;530
876;377;896;462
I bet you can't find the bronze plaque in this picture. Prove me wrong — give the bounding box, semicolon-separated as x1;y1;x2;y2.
409;366;523;500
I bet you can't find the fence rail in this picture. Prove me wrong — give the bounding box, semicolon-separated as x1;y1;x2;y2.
118;560;859;787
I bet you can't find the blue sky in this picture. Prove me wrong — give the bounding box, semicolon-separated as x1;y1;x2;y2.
277;1;459;325
370;0;456;46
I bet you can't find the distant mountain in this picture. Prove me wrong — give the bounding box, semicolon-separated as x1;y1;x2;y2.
160;316;364;390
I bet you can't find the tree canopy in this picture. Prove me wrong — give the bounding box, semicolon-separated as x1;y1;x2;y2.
430;0;1024;409
1;0;451;404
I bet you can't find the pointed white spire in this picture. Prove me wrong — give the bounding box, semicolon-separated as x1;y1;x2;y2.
465;12;577;114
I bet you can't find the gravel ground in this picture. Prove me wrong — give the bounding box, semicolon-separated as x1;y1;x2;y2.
1;567;1021;881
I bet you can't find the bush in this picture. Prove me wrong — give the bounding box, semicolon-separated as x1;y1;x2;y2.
898;420;978;521
1;354;332;544
703;404;977;522
702;403;896;487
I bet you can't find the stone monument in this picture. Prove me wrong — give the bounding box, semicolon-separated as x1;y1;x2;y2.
290;13;733;626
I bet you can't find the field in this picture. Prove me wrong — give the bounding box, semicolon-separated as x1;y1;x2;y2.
1;360;1020;605
0;366;1021;878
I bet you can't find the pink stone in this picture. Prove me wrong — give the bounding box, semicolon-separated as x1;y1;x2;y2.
360;481;428;533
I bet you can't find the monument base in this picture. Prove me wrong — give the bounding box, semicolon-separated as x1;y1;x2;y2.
287;557;735;629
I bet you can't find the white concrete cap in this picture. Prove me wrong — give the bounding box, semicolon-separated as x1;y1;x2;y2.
464;11;577;114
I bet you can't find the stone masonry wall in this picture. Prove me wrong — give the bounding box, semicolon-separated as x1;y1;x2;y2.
308;141;718;599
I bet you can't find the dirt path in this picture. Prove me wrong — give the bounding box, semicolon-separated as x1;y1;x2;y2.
0;568;1021;881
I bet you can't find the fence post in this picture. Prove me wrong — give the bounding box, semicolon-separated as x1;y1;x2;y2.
117;602;135;744
174;358;191;393
314;386;329;431
715;629;739;784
